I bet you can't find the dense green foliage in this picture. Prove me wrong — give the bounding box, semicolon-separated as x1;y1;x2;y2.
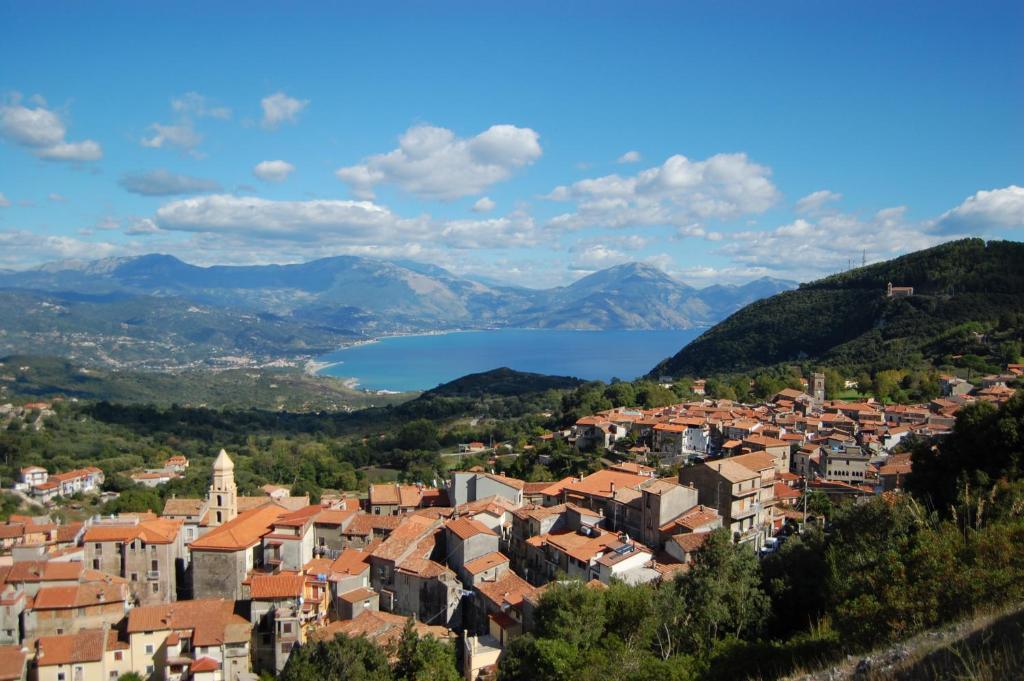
653;239;1024;377
0;355;414;411
279;625;459;681
908;393;1024;513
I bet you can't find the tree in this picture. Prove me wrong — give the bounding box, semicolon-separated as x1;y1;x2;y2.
667;529;769;654
279;634;394;681
394;619;460;681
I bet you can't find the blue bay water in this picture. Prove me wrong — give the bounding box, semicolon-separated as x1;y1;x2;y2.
317;328;702;392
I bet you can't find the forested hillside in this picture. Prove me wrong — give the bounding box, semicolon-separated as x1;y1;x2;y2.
653;239;1024;378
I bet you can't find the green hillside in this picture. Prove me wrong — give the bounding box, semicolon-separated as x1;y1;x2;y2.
0;355;414;412
652;239;1024;377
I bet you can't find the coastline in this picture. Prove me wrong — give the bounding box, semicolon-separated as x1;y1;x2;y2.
307;327;702;393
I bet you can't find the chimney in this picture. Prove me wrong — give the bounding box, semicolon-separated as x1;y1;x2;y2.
610;482;616;494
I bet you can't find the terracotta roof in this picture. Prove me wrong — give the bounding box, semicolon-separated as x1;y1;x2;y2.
190;657;220;673
475;570;536;610
249;574;305;600
462;551;509;575
190;504;287;552
563;469;648;499
314;508;357;526
538;476;575;497
0;645;25;681
127;598;250;646
344;513;402;536
395;558;449;578
661;504;719;532
0;525;23;540
329;549;371;577
338;586;377;603
32;582;126;610
5;560;83;583
773;482;801;501
728;451;777;473
36;628;106;666
670;532;710;554
445;517;494;541
272;504;321;528
369;516;436;562
368;484;400;506
83;517;182;544
705;460;759;483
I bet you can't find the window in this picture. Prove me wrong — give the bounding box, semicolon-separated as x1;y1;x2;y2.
57;674;65;681
145;644;154;654
282;622;293;634
94;542;102;553
216;511;222;524
152;583;159;593
151;559;159;571
110;673;118;679
130;573;138;582
114;651;123;661
146;665;155;674
56;628;63;635
217;494;223;506
92;559;100;570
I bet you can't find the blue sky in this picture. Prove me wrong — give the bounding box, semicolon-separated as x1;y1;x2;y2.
1;1;1022;287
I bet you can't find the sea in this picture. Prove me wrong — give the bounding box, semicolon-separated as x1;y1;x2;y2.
316;328;703;392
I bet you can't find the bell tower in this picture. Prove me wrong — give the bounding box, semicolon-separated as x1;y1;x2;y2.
208;448;238;526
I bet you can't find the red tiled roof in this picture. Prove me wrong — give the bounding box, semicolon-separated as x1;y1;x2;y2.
36;628;105;666
462;551;509;575
475;570;536;610
190;504;287;552
32;582;126;610
126;598;250;646
190;656;220;673
329;549;371;576
249;574;305;600
0;645;25;681
445;517;494;541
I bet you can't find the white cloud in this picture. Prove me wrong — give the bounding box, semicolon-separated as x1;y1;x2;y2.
545;152;779;231
472;197;496;213
119;170;222;196
0;95;103;162
124;218;162;235
617;150;641;164
154;194;421;241
260;92;308;129
252;160;295;183
932;185;1024;234
0;193;10;208
141;92;229;154
47;193;67;203
0;230;122;269
795;189;842;214
716;204;944;280
437;210;542;250
151;194;548;257
171;92;231;120
569;244;628;270
335;124;542;200
141;122;202;151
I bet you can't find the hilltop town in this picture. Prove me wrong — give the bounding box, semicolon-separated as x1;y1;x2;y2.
0;361;1017;681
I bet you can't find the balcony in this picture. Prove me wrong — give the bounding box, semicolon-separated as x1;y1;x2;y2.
732;506;759;520
146;570;160;580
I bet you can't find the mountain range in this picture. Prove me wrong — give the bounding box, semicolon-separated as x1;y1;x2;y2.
0;254;794;369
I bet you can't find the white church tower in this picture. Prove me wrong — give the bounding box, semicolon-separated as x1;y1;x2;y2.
208;448;238;527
